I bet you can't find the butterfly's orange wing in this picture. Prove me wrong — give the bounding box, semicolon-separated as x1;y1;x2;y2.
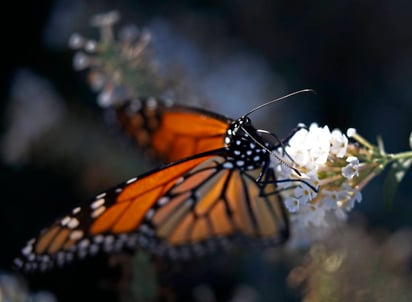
15;151;288;271
114;98;231;163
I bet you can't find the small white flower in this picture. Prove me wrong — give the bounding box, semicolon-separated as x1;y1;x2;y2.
330;129;348;158
300;203;327;227
285;123;334;172
307;124;331;165
97;88;114;107
333;207;348;220
88;72;107;92
290;148;310;167
68;33;85;49
336;183;362;210
84;39;98;52
344;183;362;204
347;156;359;166
270;158;297;190
287;128;308;149
341;165;355;180
352;189;362;203
306;172;321;191
284;197;300;213
321;190;340;210
346;128;357;137
285;128;310;167
342;156;360;179
97;86;128;107
91;10;120;27
294;186;315;203
72;52;90;71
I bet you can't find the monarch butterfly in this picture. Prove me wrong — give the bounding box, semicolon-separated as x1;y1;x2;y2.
15;91;311;272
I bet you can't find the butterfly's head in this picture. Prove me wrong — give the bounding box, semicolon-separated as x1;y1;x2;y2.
224;116;252;147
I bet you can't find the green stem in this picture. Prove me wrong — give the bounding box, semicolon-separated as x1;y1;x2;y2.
351;133;375;151
389;150;412;161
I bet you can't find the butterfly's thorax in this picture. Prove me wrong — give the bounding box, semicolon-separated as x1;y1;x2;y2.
224;117;269;171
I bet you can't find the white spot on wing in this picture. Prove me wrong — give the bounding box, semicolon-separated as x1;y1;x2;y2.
223;162;234;169
60;216;71;226
126;177;137;184
147;97;158;108
96;192;107;199
79;239;90;249
157;197;169;206
175;176;184;185
139;224;154;235
78;249;87;259
91;206;106;218
145;208;155;219
72;207;81;214
89;244;99;255
93;235;104;243
66;253;73;263
22;245;32;256
67;218;79;229
14;258;23;268
104;235;114;245
41;255;50;263
91;198;105;209
70;230;84;240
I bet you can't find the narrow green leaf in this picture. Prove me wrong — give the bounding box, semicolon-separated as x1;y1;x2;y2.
409;131;412;150
383;158;412;207
377;135;385;154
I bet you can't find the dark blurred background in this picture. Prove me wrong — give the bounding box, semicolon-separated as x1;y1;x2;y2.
1;1;411;301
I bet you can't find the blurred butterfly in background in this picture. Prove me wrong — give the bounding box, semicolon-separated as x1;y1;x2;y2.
111;97;232;163
14;90;310;272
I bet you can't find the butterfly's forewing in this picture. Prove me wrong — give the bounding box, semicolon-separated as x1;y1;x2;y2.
114;98;231;163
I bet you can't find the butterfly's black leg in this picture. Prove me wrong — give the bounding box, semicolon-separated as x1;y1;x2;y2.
257;123;305;163
255;156;271;184
259;177;319;196
256;163;281;197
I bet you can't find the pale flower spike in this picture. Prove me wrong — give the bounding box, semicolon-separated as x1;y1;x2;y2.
68;11;162;108
271;123;412;247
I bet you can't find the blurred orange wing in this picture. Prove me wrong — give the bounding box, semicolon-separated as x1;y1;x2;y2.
115;98;231;163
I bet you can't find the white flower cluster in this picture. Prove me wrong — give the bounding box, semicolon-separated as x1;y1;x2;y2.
271;123;363;245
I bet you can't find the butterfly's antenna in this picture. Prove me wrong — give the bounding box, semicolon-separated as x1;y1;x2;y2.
241;127;302;176
245;89;316;117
